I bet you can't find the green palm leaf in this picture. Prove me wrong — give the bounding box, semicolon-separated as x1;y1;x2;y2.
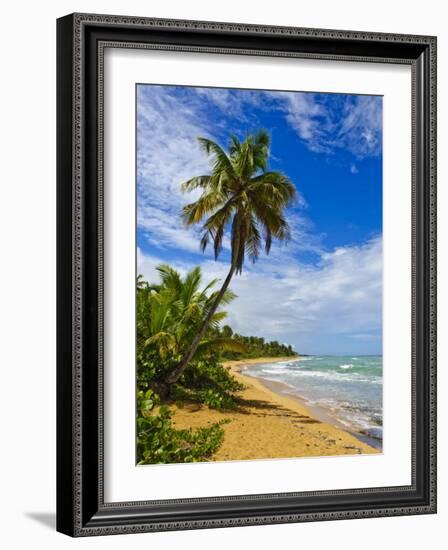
195;337;246;357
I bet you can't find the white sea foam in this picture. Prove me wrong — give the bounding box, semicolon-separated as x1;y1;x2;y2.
259;367;382;386
245;355;383;443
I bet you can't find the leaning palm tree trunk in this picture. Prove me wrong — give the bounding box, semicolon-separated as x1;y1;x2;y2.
157;131;296;399
165;263;236;385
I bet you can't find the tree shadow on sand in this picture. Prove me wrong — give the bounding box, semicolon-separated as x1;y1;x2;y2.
232;396;322;423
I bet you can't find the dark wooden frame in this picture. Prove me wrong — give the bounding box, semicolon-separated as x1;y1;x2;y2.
57;13;437;537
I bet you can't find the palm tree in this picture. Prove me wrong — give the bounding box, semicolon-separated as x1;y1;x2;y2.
165;130;296;386
137;265;244;397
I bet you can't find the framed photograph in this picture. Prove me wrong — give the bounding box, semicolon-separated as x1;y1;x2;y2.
56;13;437;536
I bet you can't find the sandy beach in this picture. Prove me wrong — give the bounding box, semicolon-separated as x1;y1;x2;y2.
172;357;380;461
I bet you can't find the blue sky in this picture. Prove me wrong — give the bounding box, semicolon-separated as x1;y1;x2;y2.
136;84;382;355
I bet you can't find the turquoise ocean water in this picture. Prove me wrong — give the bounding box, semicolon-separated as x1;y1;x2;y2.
244;355;383;445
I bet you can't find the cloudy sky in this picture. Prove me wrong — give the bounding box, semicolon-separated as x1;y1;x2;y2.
136;84;382;355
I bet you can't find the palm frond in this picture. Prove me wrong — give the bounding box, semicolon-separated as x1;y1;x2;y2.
248;192;292;244
230;129;270;180
197;137;237;182
254;129;270;148
180;175;212;193
182;190;225;226
219;288;238;305
251;129;270;172
205;288;237;309
211;311;228;323
195;337;246;357
136;274;147;289
245;215;262;263
200;198;235;259
208;311;228;330
231;211;246;274
156;264;182;294
144;331;177;358
181;266;202;306
181;302;202;323
229;134;241;158
201;277;219;295
148;291;174;334
248;171;297;207
180;131;296;276
200;230;210;253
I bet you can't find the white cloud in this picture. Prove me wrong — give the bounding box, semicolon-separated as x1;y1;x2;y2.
266;92;382;159
138;236;382;354
137;86;213;254
184;88;383;161
138;204;205;254
338;96;382;158
136;85;311;257
194;87;264;119
275;92;331;151
136;87;382;255
137;247;164;280
135;86;382;353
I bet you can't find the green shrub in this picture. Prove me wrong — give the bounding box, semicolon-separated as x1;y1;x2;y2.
179;358;244;410
136;390;227;464
198;388;236;410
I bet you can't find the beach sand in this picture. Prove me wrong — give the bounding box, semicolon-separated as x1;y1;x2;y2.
171;357;380;461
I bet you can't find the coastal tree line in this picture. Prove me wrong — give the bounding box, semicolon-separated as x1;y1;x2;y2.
216;326;297;359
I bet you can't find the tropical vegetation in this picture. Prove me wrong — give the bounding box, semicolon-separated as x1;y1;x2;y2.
136;130;297;463
137;389;228;465
136;265;245;464
163;130;296;392
136;265;245;399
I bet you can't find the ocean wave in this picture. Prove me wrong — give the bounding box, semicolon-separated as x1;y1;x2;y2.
264;360;301;368
321;402;383;437
246;356;383;440
259;368;288;375
362;426;383;440
274;369;382;385
307;399;383;439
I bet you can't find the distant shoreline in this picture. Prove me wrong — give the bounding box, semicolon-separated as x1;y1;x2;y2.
171;356;380;461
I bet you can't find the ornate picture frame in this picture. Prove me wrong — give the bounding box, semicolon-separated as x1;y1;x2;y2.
56;13;437;536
